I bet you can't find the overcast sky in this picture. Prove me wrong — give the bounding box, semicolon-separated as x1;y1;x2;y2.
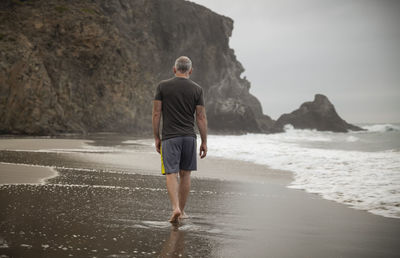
190;0;400;123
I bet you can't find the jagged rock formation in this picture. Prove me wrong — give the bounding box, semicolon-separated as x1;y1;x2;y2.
270;94;365;133
0;0;273;135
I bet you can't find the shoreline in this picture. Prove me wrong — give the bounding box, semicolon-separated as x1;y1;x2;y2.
0;136;397;219
1;148;395;221
0;136;395;218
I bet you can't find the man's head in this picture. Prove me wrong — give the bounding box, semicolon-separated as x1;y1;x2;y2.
174;56;193;77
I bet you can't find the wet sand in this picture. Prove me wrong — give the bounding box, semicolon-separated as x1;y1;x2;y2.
0;163;58;185
1;136;400;257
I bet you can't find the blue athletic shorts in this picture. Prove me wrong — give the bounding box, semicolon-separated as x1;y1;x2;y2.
160;136;197;175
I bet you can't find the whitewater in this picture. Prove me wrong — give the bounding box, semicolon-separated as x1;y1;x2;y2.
205;123;400;219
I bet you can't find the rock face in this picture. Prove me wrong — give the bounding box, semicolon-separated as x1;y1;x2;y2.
270;94;364;133
0;0;273;135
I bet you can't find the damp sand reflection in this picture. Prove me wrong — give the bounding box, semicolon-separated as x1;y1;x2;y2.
160;226;185;257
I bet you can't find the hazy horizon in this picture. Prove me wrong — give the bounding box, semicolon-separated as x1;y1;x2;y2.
190;0;400;124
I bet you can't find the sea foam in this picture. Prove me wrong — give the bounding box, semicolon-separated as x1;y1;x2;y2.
205;125;400;219
361;123;400;133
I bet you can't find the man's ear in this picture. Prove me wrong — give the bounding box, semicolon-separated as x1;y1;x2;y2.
189;67;193;75
173;66;176;74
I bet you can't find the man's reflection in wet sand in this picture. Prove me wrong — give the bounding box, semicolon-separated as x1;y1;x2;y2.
159;225;185;257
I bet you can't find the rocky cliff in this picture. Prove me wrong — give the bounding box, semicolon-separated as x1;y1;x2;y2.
0;0;274;135
270;94;364;133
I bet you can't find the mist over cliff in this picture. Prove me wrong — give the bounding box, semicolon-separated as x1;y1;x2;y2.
0;0;274;135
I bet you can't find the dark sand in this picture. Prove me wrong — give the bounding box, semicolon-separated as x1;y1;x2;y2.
0;136;400;258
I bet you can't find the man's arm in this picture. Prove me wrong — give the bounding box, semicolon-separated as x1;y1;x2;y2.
152;100;162;153
196;105;208;158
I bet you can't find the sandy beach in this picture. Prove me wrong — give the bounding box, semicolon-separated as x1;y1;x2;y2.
0;135;399;257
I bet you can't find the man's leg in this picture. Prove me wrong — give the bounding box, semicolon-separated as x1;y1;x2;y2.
178;169;191;218
166;173;181;223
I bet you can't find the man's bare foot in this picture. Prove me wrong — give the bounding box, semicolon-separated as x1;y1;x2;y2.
179;211;189;219
169;208;181;223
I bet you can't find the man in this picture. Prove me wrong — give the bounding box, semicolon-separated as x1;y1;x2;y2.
152;56;208;223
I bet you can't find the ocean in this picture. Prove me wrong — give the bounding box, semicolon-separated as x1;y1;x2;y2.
202;123;400;219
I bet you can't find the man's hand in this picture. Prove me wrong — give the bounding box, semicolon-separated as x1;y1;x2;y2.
199;142;207;159
196;105;207;159
155;138;161;154
152;100;162;154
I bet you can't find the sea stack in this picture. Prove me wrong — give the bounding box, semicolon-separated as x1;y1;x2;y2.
270;94;365;133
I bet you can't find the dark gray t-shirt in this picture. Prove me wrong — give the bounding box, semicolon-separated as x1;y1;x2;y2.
154;77;204;140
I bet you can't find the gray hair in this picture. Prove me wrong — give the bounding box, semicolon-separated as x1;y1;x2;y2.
174;56;192;73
